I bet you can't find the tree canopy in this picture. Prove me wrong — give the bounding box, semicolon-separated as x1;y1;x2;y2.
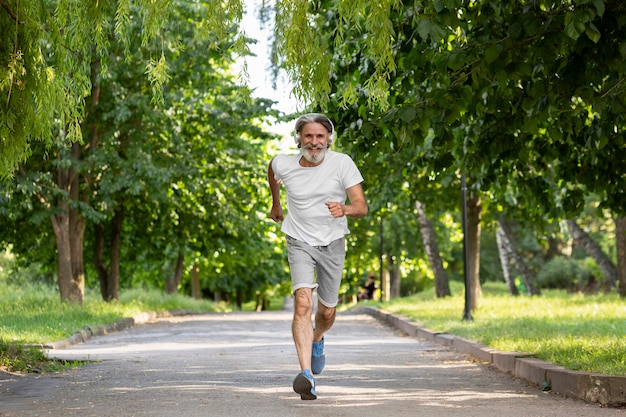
273;0;626;301
1;0;286;305
275;0;626;217
0;0;248;180
2;0;624;304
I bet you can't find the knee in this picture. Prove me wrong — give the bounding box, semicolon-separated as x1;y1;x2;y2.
294;289;313;317
318;304;336;322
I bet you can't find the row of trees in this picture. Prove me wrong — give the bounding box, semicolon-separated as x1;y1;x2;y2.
1;1;624;310
1;0;289;307
273;0;626;306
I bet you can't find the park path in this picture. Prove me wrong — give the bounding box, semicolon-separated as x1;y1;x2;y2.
0;309;621;417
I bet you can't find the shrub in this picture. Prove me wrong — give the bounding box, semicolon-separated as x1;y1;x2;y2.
577;257;606;293
536;257;581;290
536;256;599;292
400;269;429;296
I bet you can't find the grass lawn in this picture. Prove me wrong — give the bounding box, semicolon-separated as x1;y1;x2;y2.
0;283;228;344
2;280;625;376
366;281;626;376
0;282;228;373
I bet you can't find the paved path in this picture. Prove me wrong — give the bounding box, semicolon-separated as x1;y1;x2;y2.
0;310;621;417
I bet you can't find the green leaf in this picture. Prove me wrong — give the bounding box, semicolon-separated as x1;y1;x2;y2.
564;11;587;40
443;0;460;10
508;22;523;40
417;18;446;43
433;0;445;13
592;0;605;17
585;22;601;43
447;51;466;71
399;107;417;123
417;18;432;41
484;45;500;64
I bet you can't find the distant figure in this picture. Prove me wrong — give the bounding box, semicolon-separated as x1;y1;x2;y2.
358;275;377;301
267;113;368;401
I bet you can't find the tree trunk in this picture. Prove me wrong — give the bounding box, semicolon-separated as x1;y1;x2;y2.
93;206;124;301
50;56;101;305
236;290;243;310
613;216;626;297
498;219;540;296
107;207;124;300
70;142;87;304
165;253;185;294
94;222;108;300
51;208;76;302
393;262;401;298
467;195;482;311
495;225;519;296
378;218;384;301
190;263;202;299
415;201;451;297
255;293;270;311
70;208;86;304
566;219;617;289
51;197;85;304
381;266;390;302
51;142;86;305
388;253;401;298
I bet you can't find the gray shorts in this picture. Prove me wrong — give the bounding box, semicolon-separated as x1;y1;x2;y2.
286;235;346;308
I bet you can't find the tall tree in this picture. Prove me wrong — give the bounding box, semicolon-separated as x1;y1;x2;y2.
498;218;541;296
495;225;520;296
415;201;451;298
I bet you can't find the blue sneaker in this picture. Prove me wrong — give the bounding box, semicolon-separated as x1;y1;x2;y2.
293;369;317;400
311;337;325;375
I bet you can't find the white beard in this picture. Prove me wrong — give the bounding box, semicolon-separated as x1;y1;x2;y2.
301;146;326;163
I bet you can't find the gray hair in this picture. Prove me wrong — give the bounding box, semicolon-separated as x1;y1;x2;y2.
294;113;335;147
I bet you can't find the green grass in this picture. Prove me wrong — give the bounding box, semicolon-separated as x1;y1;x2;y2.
366;281;626;376
0;282;229;373
0;282;228;344
0;338;82;374
4;279;625;377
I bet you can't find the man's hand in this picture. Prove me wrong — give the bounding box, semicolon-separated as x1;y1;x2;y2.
325;201;344;218
270;205;284;222
268;159;284;222
326;184;368;219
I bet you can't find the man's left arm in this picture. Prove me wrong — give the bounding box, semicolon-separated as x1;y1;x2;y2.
326;184;368;219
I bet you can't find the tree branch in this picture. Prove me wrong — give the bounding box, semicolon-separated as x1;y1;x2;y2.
0;0;18;21
601;76;625;98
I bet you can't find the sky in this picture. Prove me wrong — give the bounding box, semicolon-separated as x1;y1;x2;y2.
239;0;297;114
237;0;301;142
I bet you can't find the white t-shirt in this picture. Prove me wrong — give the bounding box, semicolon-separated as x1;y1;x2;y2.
271;150;364;247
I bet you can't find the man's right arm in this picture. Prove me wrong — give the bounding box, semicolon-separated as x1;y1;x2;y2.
268;158;284;222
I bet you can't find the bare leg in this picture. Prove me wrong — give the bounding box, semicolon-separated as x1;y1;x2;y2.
292;288;314;371
313;301;336;342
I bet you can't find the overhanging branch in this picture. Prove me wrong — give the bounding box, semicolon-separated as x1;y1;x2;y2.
0;0;18;21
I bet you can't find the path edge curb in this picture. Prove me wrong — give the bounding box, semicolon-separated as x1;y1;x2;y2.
40;309;198;351
354;305;626;408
